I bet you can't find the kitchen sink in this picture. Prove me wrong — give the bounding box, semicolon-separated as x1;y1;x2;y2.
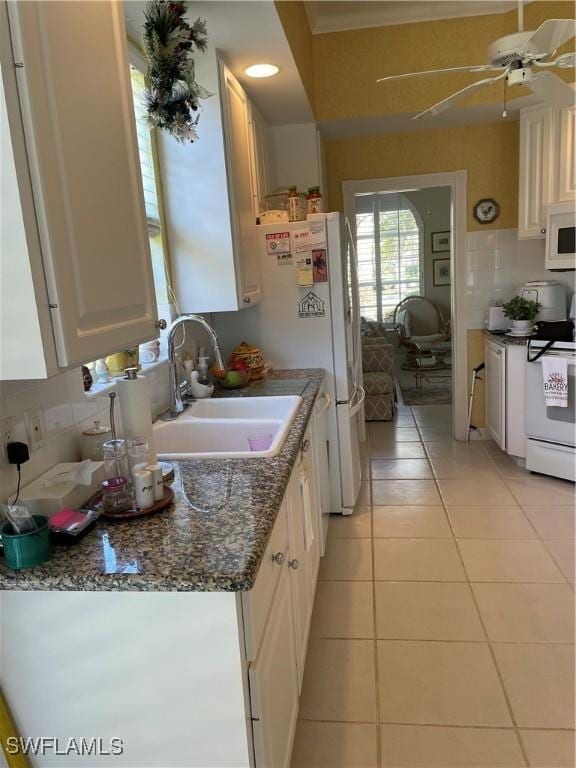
182;396;302;422
153;396;302;459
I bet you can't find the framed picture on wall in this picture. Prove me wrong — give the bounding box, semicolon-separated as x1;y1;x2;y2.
433;258;451;286
431;231;450;252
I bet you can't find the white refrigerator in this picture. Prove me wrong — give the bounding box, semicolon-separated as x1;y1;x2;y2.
238;211;365;516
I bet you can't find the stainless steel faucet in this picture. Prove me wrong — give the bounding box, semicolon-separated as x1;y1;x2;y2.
166;314;225;418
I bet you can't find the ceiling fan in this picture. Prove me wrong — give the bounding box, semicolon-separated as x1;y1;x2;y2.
376;3;575;120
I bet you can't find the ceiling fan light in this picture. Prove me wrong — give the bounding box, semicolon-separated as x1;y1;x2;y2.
244;64;280;78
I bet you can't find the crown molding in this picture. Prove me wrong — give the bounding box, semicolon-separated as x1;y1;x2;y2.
305;1;523;35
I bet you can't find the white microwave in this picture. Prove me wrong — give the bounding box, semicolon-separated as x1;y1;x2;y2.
546;202;575;270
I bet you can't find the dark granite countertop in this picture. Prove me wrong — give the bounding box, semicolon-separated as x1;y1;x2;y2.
483;330;531;346
0;369;324;593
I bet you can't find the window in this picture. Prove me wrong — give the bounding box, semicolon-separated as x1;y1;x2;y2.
355;193;423;323
129;61;172;314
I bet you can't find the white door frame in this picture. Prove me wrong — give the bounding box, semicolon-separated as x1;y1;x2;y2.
342;170;468;440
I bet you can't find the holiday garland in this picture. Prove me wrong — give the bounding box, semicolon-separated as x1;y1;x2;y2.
142;0;211;142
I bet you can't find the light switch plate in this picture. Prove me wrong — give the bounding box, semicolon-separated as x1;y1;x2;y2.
25;407;45;451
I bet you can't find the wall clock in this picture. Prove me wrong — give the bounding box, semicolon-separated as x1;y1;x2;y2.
473;198;500;224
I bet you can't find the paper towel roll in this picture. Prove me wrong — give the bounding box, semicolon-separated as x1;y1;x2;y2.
116;372;156;462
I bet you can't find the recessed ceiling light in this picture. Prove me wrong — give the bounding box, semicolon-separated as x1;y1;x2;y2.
244;64;280;79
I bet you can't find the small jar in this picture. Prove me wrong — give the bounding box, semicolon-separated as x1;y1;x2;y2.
127;437;150;473
139;339;160;364
306;186;323;214
80;419;112;461
101;476;132;514
102;439;131;484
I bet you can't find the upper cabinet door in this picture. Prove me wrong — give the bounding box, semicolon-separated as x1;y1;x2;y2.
248;102;272;218
518;106;554;239
556;104;576;203
219;62;261;307
8;1;157;367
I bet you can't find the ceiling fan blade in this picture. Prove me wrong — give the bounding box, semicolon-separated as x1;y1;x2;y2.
520;19;576;58
529;71;576;108
535;52;576;69
376;64;498;84
413;69;508;120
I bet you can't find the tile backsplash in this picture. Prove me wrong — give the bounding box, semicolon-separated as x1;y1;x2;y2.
466;228;576;329
0;362;170;503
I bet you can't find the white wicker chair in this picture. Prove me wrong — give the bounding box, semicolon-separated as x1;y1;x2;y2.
393;296;450;350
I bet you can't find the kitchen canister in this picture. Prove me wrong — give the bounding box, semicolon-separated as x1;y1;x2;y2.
1;515;50;570
116;368;157;462
133;470;154;509
146;463;164;502
139;340;161;364
80;419;112;461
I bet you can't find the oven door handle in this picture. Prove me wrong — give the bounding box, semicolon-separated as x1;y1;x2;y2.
527;339;555;363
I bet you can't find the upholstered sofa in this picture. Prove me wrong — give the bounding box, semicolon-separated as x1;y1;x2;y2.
361;320;397;421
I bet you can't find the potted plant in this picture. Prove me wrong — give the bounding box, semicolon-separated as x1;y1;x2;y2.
502;295;541;335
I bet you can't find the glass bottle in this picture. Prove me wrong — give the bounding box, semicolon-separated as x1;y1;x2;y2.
306;186;323;214
102;439;130;484
288;186;299;222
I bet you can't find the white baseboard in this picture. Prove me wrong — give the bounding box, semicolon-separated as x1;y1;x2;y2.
467;426;492;441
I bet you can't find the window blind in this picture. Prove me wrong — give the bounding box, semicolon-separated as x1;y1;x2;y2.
355;194;422;323
130;66;161;234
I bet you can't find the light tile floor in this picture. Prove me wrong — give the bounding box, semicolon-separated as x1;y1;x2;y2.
292;404;576;768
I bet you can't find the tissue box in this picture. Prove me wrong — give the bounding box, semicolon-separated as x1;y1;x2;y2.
19;462;105;516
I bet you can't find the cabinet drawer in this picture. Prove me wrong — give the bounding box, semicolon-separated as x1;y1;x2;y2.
241;500;288;661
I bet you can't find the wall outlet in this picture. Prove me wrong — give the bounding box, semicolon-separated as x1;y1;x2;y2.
25;407;45;452
0;417;14;463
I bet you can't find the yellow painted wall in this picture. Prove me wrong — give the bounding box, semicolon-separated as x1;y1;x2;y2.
467;330;487;428
325;120;519;231
312;1;575;122
275;0;572;429
274;1;316;115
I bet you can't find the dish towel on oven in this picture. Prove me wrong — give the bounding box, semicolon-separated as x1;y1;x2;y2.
541;355;569;407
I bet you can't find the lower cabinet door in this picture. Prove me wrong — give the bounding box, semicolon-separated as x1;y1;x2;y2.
301;432;320;608
286;465;311;690
249;564;299;768
485;341;506;449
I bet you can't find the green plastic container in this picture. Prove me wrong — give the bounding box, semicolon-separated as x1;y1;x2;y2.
1;516;50;570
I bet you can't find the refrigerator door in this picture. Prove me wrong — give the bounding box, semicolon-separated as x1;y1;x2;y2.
336;398;363;511
325;213;362;406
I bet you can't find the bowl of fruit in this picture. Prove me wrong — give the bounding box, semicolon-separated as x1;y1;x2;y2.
211;359;251;389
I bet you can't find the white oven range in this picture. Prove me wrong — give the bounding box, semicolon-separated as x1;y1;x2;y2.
526;339;576;481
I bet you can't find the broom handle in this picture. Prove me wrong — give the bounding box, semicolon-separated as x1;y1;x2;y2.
0;688;31;768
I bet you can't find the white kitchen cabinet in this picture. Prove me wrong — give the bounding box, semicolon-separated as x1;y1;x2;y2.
518;101;576;240
485;337;527;457
1;392;325;768
248;102;273;217
250;563;300;768
162;53;266;314
556;103;576;203
485;338;507;449
285;465;311;691
312;386;332;555
301;425;321;602
219;62;262;307
1;0;158;379
518;105;554;239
